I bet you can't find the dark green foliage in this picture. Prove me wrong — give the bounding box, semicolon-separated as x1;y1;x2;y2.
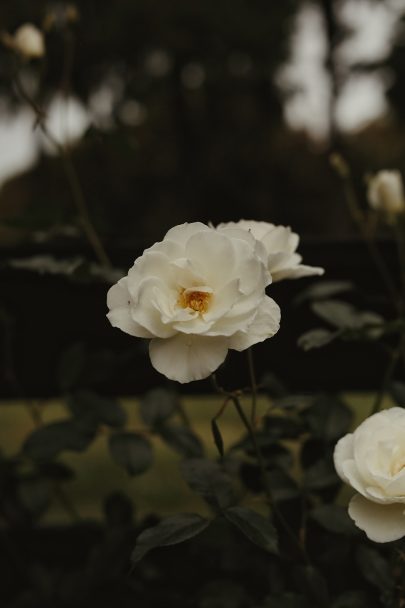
157;425;204;458
67;390;127;430
139;387;177;427
23;420;95;461
132;513;211;563
108;432;153;476
224;506;278;555
180;459;235;511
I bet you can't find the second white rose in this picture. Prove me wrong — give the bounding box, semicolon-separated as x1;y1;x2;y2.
334;407;405;543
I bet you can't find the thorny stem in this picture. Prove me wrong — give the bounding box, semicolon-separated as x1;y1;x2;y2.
13;73;112;269
211;374;310;563
247;348;258;426
371;338;403;415
23;396;81;523
333;158;399;310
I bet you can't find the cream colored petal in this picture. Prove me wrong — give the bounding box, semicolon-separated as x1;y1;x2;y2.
348;494;405;542
149;334;228;383
228;296;280;351
333;433;354;483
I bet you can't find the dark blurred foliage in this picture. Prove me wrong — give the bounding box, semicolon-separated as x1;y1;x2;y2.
1;0;405;248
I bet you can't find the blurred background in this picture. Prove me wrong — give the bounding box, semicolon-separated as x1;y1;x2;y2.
1;0;405;248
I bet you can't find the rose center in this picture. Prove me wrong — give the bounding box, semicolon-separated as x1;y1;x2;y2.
178;288;212;313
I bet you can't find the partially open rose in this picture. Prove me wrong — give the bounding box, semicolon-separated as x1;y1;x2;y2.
107;222;280;383
216;220;324;281
334;407;405;542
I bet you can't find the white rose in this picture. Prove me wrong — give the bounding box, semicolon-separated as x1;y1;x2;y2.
368;170;405;216
107;222;280;383
216;220;324;282
334;407;405;543
13;24;45;59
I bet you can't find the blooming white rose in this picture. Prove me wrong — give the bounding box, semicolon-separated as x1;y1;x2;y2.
107;222;280;383
368;170;405;216
216;220;324;281
13;24;45;59
334;407;405;542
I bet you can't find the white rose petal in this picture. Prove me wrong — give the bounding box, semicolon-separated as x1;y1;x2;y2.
334;407;405;542
107;222;280;383
150;334;228;383
368;170;405;216
217;220;324;282
348;494;405;543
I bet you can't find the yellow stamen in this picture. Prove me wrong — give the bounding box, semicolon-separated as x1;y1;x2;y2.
178;288;212;313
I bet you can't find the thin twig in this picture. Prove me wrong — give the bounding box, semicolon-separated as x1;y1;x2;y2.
247;348;258;425
13;73;112;268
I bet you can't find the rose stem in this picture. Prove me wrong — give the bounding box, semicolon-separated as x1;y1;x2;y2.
247;347;258;425
331;156;399;310
13;73;112;269
211;376;309;562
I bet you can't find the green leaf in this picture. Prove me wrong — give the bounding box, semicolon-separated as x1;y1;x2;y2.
355;545;394;593
180;459;235;510
310;504;357;535
158;425;204;458
311;300;359;329
139;388;177;427
211;418;224;458
224;506;278;554
267;470;300;502
67;390;127;429
23;420;95;461
57;343;87;391
132;513;210;563
298;328;339;351
294;565;329;607
303;396;352;443
295;280;354;306
303;458;339;491
109;432;153;476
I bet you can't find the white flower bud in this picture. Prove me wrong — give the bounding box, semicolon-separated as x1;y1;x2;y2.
13;24;45;59
367;170;405;216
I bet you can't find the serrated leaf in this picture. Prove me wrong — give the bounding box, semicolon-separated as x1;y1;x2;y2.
67;390;127;429
180;459;235;510
158;425;204;458
109;432;153;476
224;506;278;554
140;388;177;427
298;328;338;351
211;418;224;458
23;420;95;461
310;504;357;535
132;513;210;563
